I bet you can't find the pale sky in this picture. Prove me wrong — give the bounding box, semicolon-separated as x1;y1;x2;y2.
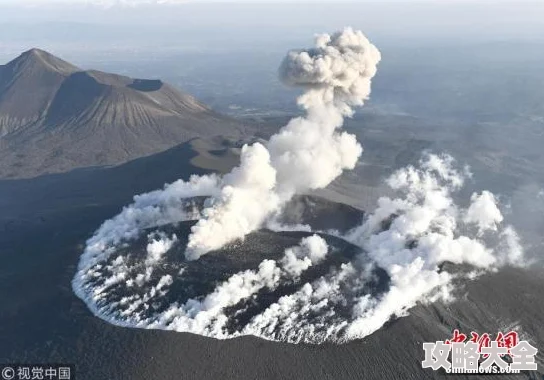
1;0;541;55
0;0;533;9
0;0;187;4
0;0;522;4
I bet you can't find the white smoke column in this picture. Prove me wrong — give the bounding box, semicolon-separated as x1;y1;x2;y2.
186;28;381;259
186;143;280;260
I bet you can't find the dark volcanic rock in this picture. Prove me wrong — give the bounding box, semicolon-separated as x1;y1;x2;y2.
279;194;365;233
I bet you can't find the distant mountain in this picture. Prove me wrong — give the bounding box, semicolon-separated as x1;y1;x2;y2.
0;49;252;178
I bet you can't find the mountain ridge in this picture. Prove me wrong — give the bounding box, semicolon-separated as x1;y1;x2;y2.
0;48;251;178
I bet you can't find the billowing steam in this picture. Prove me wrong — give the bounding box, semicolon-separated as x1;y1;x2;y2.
187;28;380;259
72;29;525;344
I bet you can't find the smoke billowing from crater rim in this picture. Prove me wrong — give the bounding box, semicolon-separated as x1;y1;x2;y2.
186;27;380;259
72;29;526;344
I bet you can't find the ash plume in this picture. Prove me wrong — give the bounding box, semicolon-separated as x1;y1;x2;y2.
187;28;380;259
73;28;380;266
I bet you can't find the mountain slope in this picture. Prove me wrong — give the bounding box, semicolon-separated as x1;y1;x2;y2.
0;49;251;178
0;49;79;136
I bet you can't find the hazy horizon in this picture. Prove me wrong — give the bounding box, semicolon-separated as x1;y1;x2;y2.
2;1;543;60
